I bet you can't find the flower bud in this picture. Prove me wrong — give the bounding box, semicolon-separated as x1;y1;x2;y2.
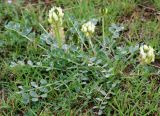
100;8;108;15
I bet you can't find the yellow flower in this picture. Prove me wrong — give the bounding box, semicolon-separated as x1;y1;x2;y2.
139;45;155;64
48;6;64;25
81;21;95;37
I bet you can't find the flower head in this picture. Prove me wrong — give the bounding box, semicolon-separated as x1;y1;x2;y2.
48;6;64;25
81;21;95;37
139;45;155;64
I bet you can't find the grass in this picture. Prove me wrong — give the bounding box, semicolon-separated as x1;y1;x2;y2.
1;0;160;115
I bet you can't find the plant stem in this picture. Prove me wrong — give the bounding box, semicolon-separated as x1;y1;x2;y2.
55;24;62;48
102;16;105;49
88;37;96;55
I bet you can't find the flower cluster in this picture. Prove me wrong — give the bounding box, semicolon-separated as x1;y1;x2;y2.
139;45;155;64
81;21;95;37
48;6;64;25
